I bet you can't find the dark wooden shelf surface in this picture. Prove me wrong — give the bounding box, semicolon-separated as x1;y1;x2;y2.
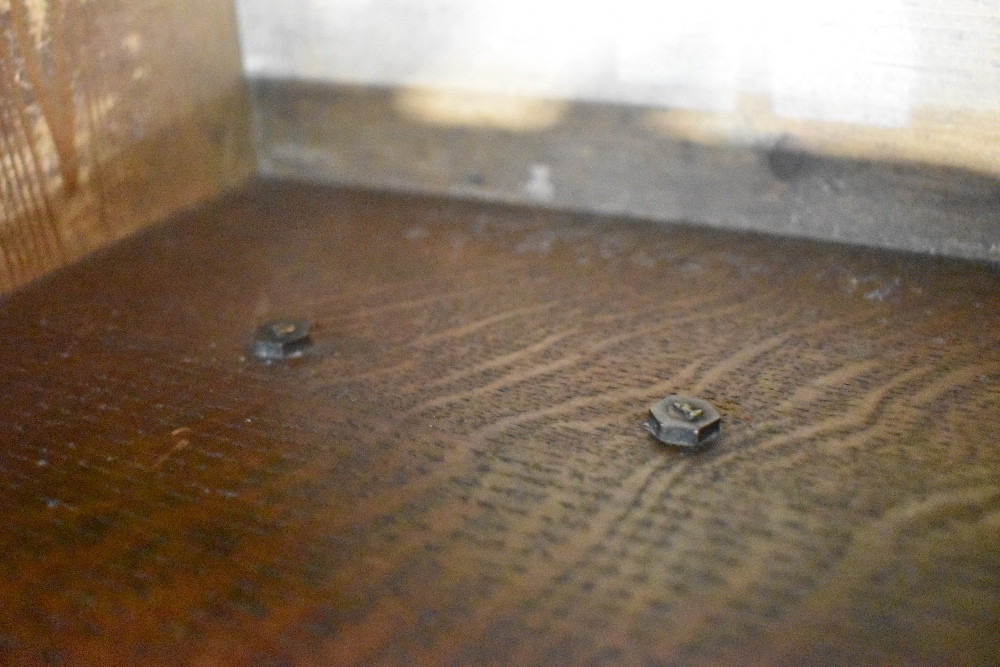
1;181;998;665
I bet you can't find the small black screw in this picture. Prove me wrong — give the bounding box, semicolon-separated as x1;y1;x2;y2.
251;318;312;361
645;394;720;449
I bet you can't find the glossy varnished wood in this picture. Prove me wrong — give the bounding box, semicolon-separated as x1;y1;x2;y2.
1;182;998;665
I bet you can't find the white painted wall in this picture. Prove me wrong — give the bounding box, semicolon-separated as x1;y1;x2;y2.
235;0;1000;129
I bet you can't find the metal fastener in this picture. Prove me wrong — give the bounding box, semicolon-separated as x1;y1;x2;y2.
251;318;312;361
645;394;720;449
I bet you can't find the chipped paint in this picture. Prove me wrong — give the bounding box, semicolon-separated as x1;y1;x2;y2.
522;163;555;202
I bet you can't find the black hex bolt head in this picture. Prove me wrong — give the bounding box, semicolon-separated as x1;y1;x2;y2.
645;394;721;449
251;318;312;361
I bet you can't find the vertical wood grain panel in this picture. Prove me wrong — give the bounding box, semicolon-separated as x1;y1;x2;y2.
0;0;253;294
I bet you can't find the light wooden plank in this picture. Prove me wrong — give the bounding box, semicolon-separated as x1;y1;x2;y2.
0;0;253;293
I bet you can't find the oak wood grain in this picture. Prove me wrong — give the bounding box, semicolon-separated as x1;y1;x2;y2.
1;182;998;665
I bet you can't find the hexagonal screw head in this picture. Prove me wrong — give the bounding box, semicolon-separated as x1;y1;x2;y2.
645;394;721;449
251;318;312;361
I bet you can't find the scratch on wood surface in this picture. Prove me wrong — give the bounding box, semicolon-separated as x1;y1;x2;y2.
154;427;192;469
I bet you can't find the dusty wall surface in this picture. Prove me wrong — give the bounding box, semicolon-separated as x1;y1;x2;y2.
237;0;1000;261
252;82;1000;263
0;0;253;293
236;0;1000;176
